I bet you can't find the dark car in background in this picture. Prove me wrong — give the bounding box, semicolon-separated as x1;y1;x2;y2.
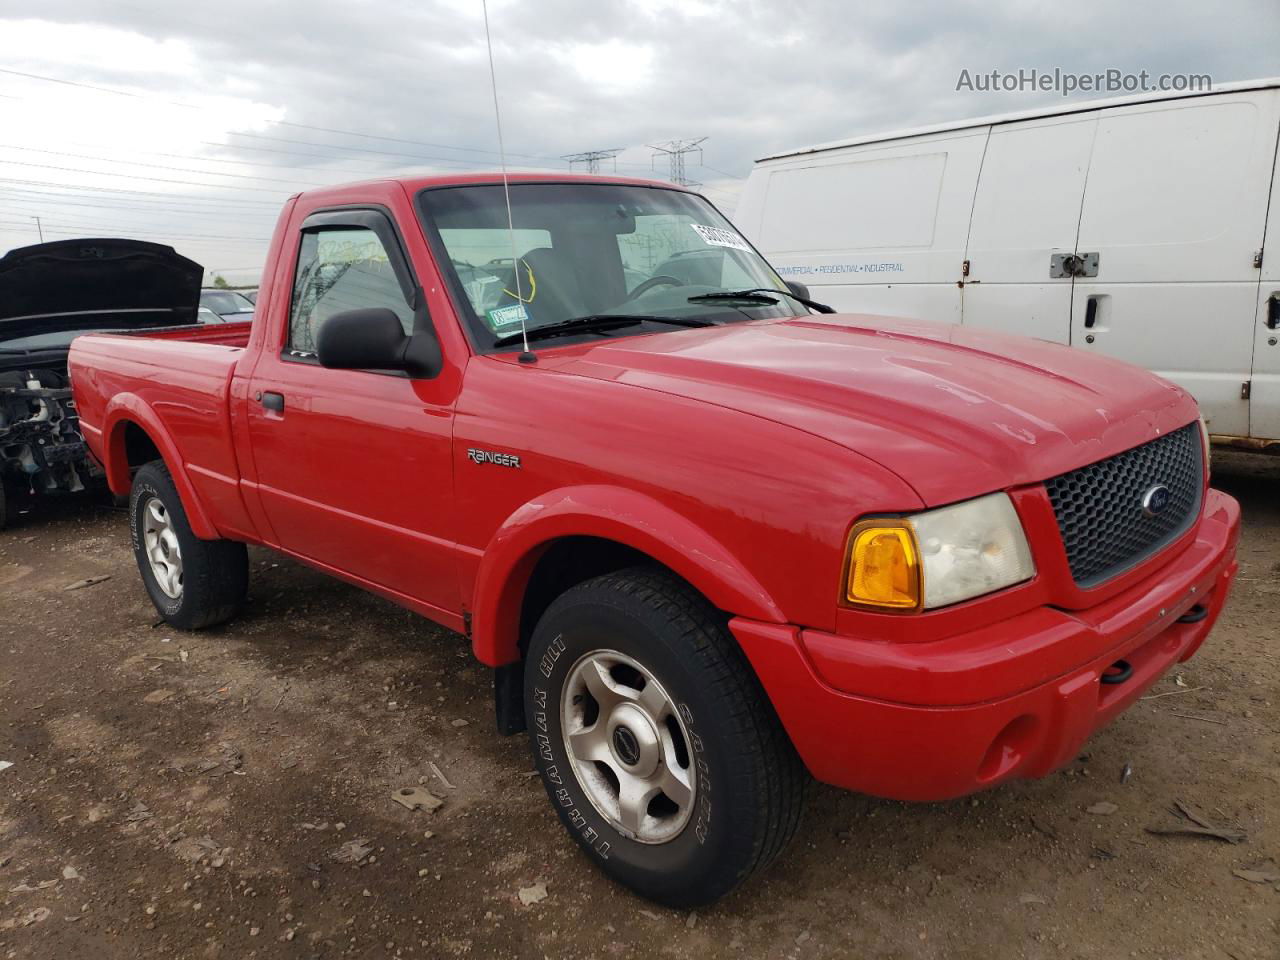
0;238;204;527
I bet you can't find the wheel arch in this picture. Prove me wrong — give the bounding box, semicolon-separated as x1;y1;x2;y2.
470;485;785;668
101;395;220;540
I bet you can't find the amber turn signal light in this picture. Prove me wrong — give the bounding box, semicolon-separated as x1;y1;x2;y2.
844;522;921;611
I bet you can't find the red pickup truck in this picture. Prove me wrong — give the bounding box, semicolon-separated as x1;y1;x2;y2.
69;173;1240;906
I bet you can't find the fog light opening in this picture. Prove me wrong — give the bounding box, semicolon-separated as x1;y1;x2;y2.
977;714;1039;784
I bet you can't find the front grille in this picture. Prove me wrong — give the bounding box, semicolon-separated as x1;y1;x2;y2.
1045;423;1203;587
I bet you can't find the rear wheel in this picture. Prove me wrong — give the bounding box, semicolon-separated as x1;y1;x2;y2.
524;567;805;907
130;461;247;629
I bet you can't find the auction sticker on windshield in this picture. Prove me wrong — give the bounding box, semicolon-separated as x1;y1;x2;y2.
485;303;531;332
690;224;751;252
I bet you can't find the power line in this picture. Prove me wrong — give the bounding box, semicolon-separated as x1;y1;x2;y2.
649;138;707;187
197;139;389;168
0;216;268;242
563;149;623;174
100;143;399;181
0;66;564;164
0;178;282;207
0;66;671;173
1;193;277;224
695;162;744;181
224;130;555;171
0;144;334;188
0;160;297;195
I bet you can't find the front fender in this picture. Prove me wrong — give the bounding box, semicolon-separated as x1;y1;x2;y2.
100;394;220;540
470;485;785;666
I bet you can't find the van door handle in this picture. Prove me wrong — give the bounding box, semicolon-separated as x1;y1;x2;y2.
260;391;285;412
1267;293;1280;329
1084;296;1099;329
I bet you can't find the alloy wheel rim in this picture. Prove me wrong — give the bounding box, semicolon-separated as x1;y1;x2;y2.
560;649;696;844
142;496;183;599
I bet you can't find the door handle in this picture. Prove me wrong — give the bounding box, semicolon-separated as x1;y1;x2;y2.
260;391;285;412
1050;252;1099;278
1084;296;1099;329
1267;293;1280;330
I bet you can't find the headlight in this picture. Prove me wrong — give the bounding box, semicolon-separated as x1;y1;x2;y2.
1198;415;1211;474
845;493;1035;612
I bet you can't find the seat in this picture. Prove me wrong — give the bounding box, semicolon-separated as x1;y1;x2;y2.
512;247;586;325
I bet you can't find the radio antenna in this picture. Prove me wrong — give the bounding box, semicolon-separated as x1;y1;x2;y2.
480;0;534;362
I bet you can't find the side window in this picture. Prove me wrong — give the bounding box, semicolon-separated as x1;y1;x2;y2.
288;227;413;353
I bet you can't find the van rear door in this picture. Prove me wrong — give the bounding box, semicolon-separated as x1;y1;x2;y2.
961;114;1096;343
1249;119;1280;444
740;129;986;325
1069;90;1280;437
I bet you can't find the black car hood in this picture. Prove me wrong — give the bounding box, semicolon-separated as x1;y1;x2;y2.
0;238;204;341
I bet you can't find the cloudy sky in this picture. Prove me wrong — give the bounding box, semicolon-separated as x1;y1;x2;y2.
2;0;1278;282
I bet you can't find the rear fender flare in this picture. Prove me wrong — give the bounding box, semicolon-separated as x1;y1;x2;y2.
101;395;219;540
470;485;785;666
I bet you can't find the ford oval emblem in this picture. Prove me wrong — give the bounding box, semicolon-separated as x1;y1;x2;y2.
1141;484;1172;518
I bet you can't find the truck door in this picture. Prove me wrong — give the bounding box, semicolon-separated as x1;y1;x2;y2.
961;114;1096;342
245;209;461;618
1070;91;1280;438
1249;115;1280;444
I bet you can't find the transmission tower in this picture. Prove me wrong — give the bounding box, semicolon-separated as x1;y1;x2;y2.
563;149;623;174
649;138;707;187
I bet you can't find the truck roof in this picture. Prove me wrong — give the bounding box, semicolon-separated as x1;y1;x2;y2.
757;76;1280;163
290;171;690;204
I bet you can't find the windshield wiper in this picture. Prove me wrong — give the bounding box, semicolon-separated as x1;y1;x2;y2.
687;287;835;314
493;314;714;347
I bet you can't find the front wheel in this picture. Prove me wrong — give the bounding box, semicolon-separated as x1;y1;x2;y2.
524;568;805;907
130;461;248;630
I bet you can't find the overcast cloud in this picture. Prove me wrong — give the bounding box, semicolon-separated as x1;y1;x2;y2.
2;0;1278;279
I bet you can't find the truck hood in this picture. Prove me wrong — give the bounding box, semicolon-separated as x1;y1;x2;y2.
0;239;203;340
553;314;1197;506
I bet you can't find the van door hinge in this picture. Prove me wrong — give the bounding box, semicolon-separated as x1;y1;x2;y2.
1241;380;1252;400
1253;249;1263;269
961;259;970;277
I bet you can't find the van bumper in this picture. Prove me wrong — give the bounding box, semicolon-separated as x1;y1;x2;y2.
732;489;1240;802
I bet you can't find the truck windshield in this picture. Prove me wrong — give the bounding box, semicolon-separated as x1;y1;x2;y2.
417;183;801;349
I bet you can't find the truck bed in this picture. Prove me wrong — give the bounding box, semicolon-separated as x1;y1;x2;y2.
69;320;255;540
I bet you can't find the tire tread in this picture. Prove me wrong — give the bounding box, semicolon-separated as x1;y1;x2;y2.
554;565;805;901
132;460;247;630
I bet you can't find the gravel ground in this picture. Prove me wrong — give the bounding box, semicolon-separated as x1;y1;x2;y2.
0;451;1276;960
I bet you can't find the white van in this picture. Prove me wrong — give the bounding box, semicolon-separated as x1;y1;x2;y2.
735;78;1280;448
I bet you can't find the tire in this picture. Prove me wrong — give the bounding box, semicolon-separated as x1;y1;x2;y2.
129;460;248;630
524;566;805;907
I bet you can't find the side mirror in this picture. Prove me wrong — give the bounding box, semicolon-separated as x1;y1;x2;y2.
785;280;812;301
316;308;442;378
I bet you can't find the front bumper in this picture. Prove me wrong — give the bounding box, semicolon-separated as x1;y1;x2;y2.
733;488;1240;802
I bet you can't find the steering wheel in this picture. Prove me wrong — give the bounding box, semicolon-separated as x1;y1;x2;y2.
627;275;685;299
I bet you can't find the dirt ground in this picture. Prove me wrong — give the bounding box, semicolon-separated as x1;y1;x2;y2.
0;453;1276;960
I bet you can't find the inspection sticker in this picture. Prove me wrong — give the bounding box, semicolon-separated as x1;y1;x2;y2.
484;303;530;332
690;224;751;252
